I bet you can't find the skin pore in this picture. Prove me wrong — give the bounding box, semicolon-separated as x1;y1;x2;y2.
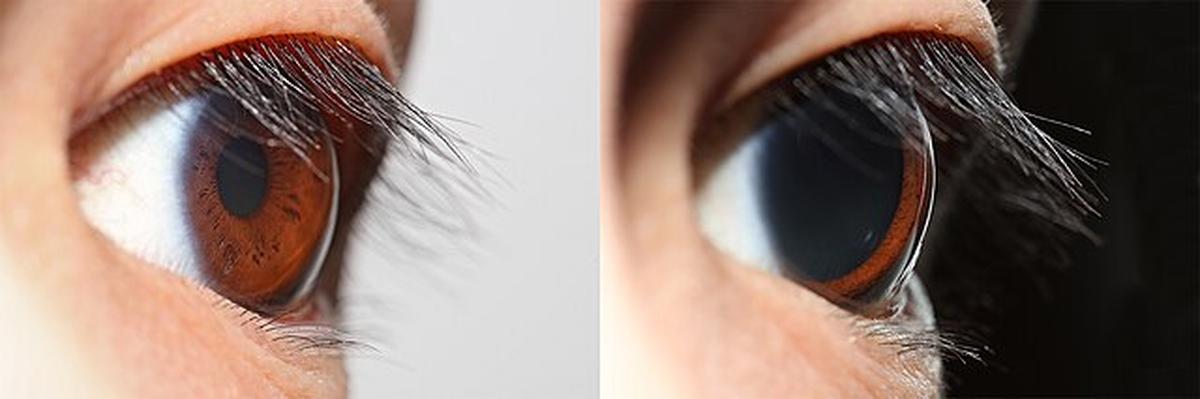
0;0;411;396
601;1;997;397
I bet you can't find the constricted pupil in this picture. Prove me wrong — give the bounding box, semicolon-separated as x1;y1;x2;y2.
216;137;269;218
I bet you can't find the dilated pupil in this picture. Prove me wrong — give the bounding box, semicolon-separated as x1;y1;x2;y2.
756;88;904;282
216;137;269;218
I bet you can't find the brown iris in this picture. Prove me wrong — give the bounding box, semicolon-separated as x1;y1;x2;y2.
185;94;337;314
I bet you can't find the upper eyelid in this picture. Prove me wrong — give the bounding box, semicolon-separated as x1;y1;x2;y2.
79;0;395;128
716;0;999;111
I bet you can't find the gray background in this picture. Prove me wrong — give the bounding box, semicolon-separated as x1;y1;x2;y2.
344;1;597;397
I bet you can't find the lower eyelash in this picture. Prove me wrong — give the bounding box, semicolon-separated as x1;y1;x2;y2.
214;297;372;356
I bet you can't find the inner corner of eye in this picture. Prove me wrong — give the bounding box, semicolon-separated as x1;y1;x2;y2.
64;37;378;316
693;71;934;313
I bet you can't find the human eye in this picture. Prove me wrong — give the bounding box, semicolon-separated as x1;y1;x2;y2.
690;10;1103;382
698;30;1099;311
64;9;476;359
695;29;1102;319
72;34;428;317
695;35;941;315
605;1;1101;396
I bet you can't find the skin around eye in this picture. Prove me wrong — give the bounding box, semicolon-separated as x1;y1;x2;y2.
696;74;934;314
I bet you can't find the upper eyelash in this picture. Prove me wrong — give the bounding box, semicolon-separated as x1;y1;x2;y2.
765;33;1100;222
94;33;484;225
209;35;479;252
758;33;1101;363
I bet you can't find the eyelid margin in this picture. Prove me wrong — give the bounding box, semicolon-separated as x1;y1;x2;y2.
717;0;999;111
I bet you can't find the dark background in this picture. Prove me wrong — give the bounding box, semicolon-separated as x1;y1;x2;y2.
948;1;1199;396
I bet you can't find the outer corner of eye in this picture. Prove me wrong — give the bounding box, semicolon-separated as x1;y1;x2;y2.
692;59;935;316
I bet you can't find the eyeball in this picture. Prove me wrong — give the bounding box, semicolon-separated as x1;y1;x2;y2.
72;91;338;315
696;80;934;315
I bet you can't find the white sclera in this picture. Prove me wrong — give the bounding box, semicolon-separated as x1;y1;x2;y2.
696;132;781;274
75;99;205;281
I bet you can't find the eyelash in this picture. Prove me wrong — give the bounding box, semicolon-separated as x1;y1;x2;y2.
217;299;370;355
75;34;482;354
743;33;1098;228
700;33;1099;364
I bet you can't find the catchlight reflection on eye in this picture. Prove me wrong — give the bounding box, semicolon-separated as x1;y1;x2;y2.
696;78;934;315
72;91;338;315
